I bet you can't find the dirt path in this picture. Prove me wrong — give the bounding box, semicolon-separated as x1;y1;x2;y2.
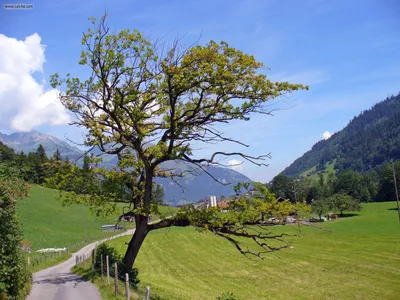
26;229;135;300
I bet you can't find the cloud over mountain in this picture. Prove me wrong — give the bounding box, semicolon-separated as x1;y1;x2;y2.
0;33;70;132
322;131;332;140
227;159;244;171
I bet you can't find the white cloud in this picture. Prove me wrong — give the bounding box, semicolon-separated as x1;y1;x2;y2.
322;131;332;140
227;159;244;171
0;33;70;132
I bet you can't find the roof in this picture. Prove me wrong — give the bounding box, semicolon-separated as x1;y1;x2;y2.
276;196;286;202
217;200;231;209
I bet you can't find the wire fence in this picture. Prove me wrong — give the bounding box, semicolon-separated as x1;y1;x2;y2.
25;237;100;270
25;227;135;271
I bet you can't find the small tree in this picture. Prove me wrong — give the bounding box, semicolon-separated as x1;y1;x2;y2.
152;183;165;205
311;198;330;220
327;193;361;216
50;14;308;270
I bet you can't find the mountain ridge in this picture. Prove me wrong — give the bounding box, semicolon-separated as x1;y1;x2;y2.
0;130;251;205
281;92;400;178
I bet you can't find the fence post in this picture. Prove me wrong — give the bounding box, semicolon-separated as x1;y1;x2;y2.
145;286;150;300
101;254;104;280
75;255;78;265
106;255;110;285
125;273;129;300
92;249;95;272
114;263;118;296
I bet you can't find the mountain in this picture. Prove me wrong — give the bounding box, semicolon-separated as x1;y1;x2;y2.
156;160;251;205
0;130;251;205
0;131;83;160
281;93;400;178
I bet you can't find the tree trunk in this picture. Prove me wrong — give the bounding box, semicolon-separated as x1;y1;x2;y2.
122;214;148;270
122;168;154;270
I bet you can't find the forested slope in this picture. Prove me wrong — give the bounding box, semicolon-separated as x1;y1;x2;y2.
282;93;400;177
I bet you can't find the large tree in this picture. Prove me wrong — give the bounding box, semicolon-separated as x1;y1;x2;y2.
269;174;295;201
376;161;400;202
328;193;361;216
50;15;308;270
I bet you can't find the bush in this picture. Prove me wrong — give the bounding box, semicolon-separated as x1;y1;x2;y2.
0;164;31;300
216;292;239;300
94;243;139;287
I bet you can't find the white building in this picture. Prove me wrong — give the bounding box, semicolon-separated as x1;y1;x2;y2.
208;195;217;208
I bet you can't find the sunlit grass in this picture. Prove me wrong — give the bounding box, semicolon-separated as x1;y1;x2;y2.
108;201;400;300
17;185;178;271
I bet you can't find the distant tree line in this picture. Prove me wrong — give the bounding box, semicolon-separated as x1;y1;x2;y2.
0;141;165;207
282;93;400;177
268;162;400;216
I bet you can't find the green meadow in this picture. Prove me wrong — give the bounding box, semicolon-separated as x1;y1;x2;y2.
16;185;177;272
17;185;132;252
106;202;400;300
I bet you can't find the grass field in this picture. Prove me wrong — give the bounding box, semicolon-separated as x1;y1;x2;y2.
301;160;336;182
16;185;178;271
17;185;178;251
17;185;131;252
106;202;400;300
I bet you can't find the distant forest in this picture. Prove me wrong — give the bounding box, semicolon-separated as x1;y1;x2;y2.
282;93;400;177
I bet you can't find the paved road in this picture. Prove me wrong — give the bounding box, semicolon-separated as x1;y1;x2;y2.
26;229;135;300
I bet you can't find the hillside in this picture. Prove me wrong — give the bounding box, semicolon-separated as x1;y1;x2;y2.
282;93;400;177
106;202;400;299
0;131;83;160
156;160;251;205
17;185;128;251
16;185;177;271
0;131;251;205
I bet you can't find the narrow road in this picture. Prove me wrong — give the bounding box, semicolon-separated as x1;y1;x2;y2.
26;229;135;300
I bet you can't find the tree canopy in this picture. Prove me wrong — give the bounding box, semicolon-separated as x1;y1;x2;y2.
50;14;308;270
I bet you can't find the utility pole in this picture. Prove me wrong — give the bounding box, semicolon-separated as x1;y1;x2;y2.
82;204;87;241
292;179;299;203
391;160;400;223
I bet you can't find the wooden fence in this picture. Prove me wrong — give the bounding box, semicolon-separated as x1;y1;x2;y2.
75;248;151;300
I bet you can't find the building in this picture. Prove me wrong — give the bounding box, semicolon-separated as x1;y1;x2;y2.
208;195;217;208
217;199;231;212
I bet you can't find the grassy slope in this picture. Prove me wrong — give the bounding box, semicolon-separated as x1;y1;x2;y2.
302;160;336;182
17;185;178;251
108;202;400;300
17;185;128;251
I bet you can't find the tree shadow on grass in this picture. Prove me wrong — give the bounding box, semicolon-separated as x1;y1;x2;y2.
387;208;399;211
338;213;359;218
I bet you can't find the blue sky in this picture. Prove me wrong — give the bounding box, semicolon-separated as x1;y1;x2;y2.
0;0;399;182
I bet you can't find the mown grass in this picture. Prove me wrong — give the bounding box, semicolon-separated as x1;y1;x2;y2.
17;185;178;271
107;202;400;300
303;160;336;182
17;185;132;252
